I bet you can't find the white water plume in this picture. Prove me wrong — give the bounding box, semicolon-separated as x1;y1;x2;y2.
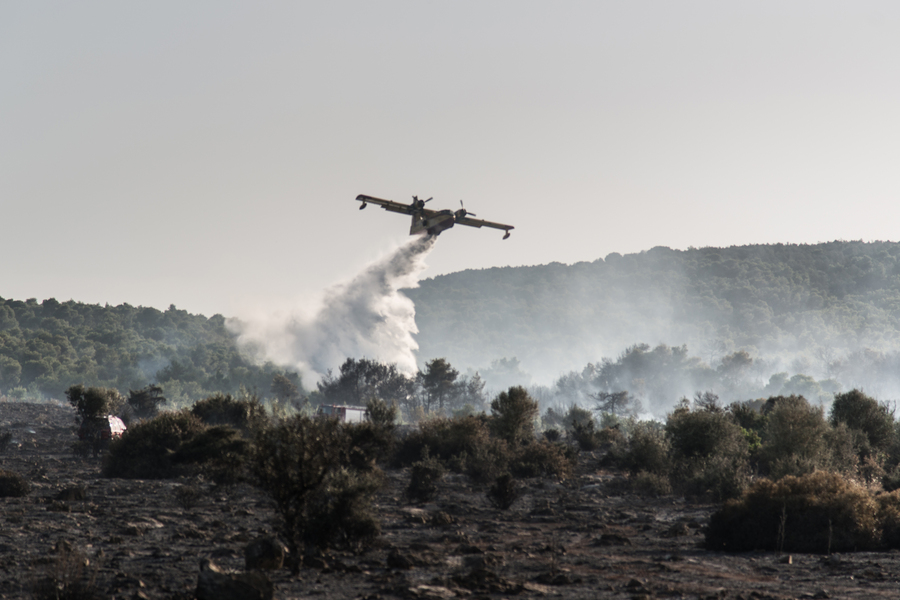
229;235;437;383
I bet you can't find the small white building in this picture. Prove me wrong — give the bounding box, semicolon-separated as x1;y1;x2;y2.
317;404;367;423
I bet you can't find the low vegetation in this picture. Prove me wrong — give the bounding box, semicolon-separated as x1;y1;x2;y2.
56;364;900;561
0;469;30;497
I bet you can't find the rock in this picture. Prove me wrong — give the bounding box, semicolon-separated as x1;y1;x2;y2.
196;559;273;600
245;536;287;571
387;549;413;569
409;584;456;599
55;486;86;501
430;511;455;526
590;533;632;546
663;522;691;537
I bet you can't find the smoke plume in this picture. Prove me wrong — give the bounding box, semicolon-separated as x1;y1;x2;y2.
229;235;437;383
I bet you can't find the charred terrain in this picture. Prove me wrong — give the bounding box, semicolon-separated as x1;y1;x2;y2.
3;402;900;599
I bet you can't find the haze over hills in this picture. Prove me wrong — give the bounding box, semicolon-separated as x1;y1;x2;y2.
407;240;900;405
5;240;900;413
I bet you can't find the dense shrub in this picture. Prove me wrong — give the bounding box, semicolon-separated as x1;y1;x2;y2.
666;405;748;461
172;425;251;486
394;415;510;483
102;411;207;479
252;415;382;557
563;405;594;431
706;471;880;553
608;421;671;476
490;386;539;446
65;384;124;422
760;395;830;479
406;453;446;503
569;420;604;451
0;469;30;497
344;397;399;467
510;439;576;480
191;393;268;435
728;400;767;434
303;467;381;552
666;405;750;500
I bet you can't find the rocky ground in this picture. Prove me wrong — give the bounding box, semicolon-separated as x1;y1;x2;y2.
3;402;900;599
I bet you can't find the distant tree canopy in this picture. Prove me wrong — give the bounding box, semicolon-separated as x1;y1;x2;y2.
0;299;303;403
407;240;900;394
315;357;487;420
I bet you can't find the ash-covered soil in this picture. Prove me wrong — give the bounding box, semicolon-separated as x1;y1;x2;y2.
3;402;900;599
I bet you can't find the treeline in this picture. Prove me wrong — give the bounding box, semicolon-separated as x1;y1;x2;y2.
407;240;900;388
313;357;487;419
537;343;847;415
0;298;302;403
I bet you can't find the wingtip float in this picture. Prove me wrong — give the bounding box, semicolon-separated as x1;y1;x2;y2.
355;194;514;240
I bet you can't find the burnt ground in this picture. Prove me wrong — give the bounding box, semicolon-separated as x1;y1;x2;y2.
2;402;900;599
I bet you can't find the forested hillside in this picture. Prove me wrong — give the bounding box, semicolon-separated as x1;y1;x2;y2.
7;240;900;410
0;299;300;403
407;241;900;401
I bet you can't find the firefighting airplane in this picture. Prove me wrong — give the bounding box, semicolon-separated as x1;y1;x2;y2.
355;194;514;239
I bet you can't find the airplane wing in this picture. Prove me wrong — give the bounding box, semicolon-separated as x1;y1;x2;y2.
457;215;515;234
356;194;414;215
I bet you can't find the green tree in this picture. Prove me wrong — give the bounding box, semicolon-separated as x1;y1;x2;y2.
65;384;124;423
422;358;459;413
126;384;167;420
271;373;301;403
490;386;539;445
592;390;642;417
830;389;895;458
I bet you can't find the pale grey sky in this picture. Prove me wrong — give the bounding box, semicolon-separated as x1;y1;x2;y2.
2;2;899;317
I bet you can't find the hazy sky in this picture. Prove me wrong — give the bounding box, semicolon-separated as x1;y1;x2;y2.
3;2;899;318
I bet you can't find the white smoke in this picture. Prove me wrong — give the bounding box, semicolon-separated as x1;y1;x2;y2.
228;235;437;383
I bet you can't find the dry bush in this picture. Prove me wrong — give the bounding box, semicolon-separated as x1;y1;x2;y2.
0;469;30;497
706;471;880;553
102;411;207;479
252;415;382;557
175;483;203;510
31;548;100;600
630;470;672;496
487;473;521;510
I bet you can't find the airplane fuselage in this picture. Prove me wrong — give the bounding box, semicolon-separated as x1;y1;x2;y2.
411;209;459;236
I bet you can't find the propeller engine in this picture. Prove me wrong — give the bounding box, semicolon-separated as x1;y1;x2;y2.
412;196;432;210
455;200;476;219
